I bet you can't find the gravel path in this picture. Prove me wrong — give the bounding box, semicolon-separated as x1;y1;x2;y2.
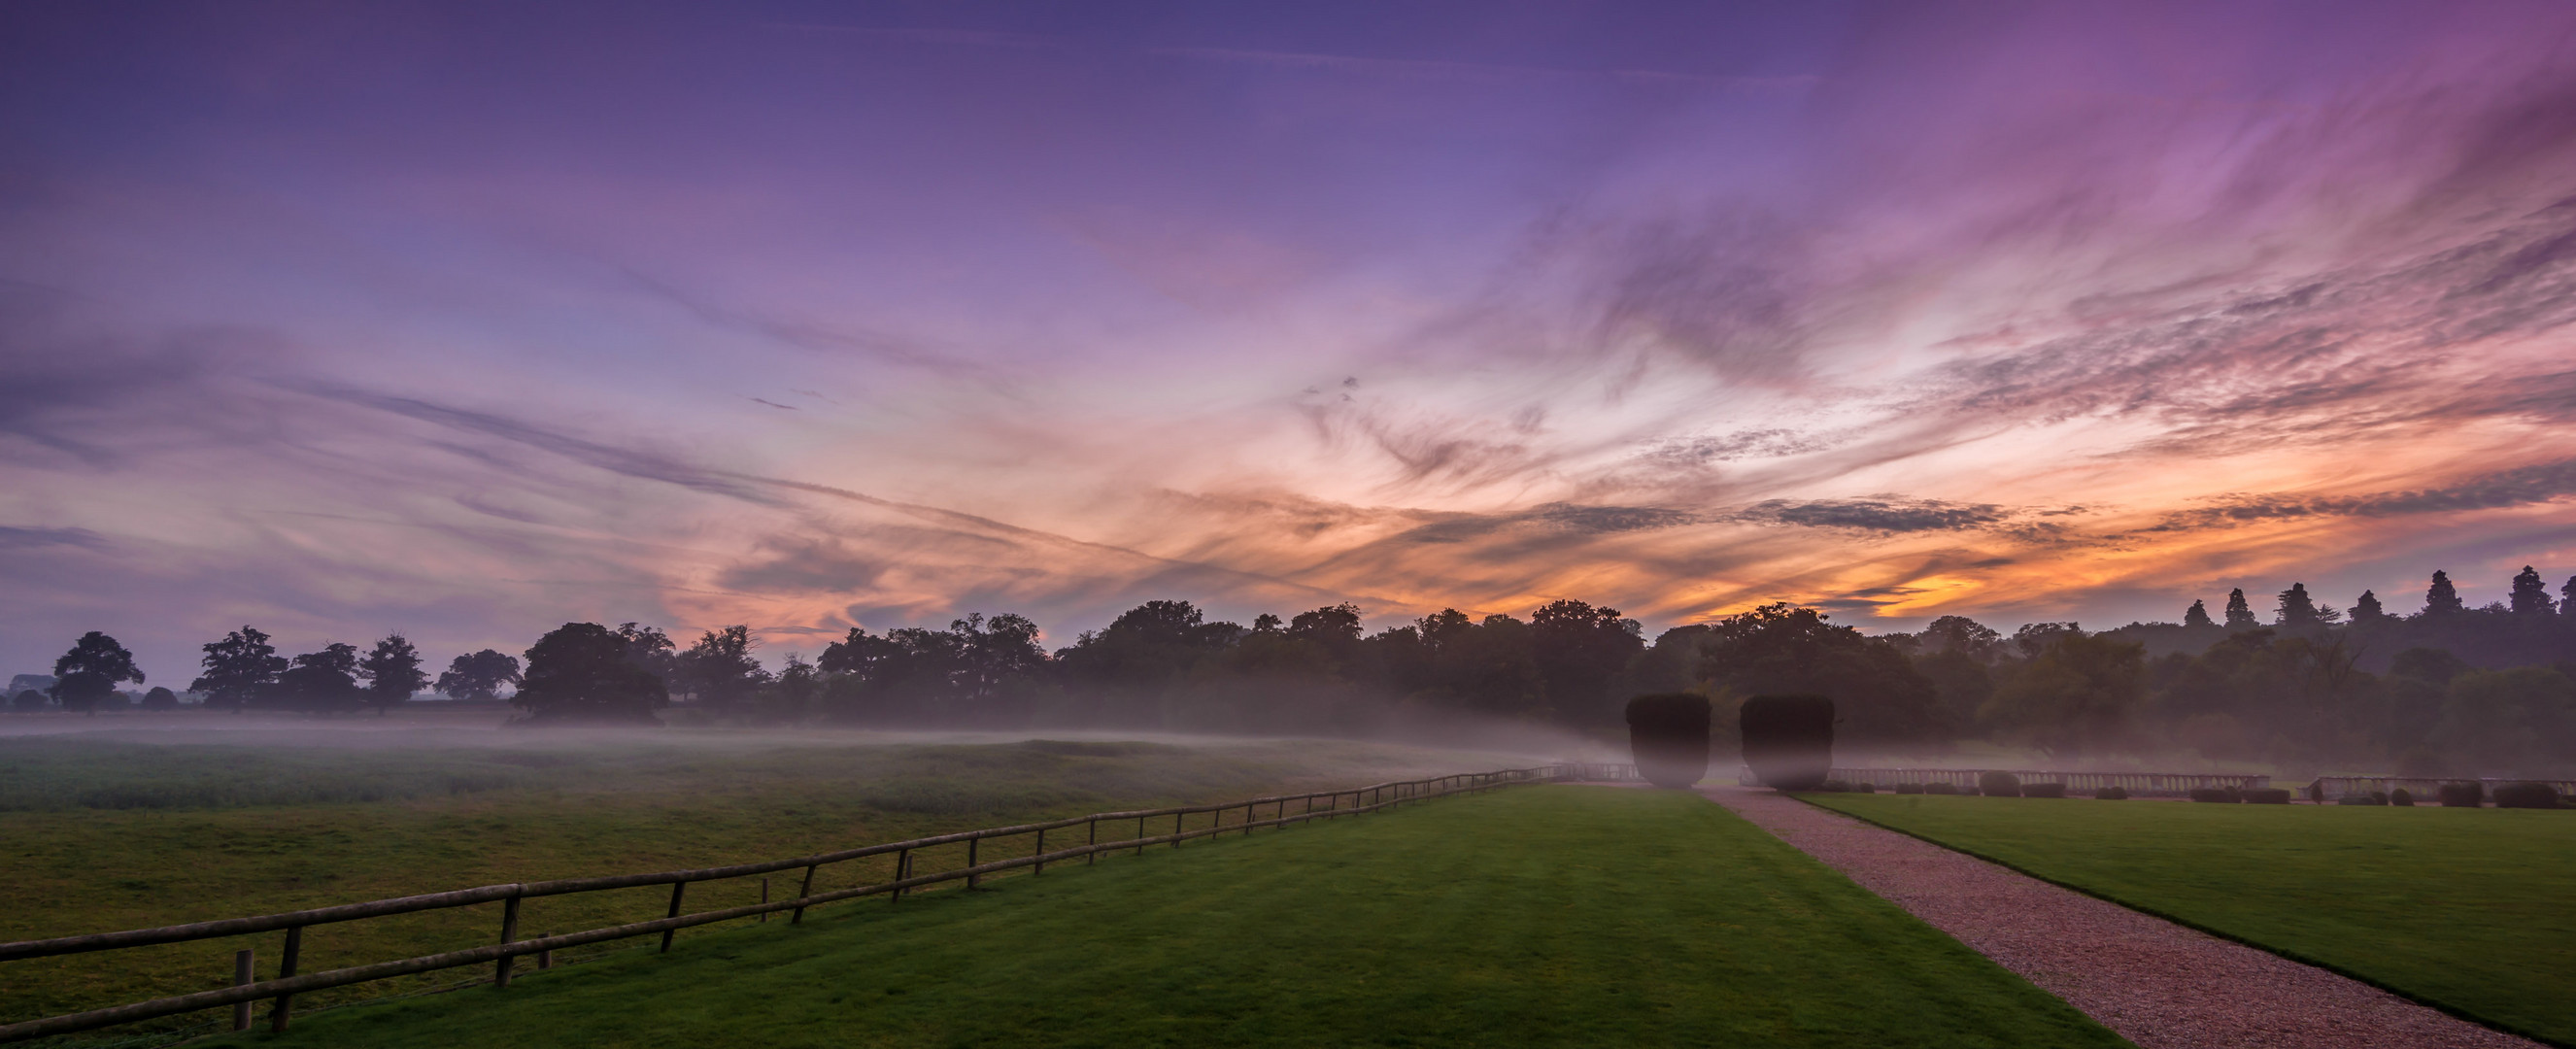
1697;786;2540;1049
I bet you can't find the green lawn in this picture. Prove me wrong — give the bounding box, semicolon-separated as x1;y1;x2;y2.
189;787;2128;1049
1805;793;2576;1047
0;730;1514;1038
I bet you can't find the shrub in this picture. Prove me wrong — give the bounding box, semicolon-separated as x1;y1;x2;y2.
2021;782;2067;798
1893;782;1923;795
1924;782;1960;795
1978;771;2022;797
2494;782;2565;809
2095;786;2127;799
2242;788;2291;804
2389;788;2414;806
1738;694;1834;792
1624;693;1712;790
2437;782;2485;807
2189;787;2241;803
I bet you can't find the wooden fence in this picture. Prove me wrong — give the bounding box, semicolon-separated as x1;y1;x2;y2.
1802;767;2272;795
0;767;1555;1044
2310;775;2576;799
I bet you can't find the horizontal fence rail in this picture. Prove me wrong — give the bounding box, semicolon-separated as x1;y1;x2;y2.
0;767;1555;1043
2310;775;2576;799
1773;767;2272;795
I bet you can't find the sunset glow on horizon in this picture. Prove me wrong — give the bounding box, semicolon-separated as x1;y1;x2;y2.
6;1;2576;676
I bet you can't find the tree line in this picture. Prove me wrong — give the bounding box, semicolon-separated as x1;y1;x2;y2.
14;564;2571;774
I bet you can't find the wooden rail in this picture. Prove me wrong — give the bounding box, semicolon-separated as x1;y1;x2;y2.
0;767;1555;1043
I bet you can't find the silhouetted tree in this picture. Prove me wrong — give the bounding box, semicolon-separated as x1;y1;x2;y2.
274;643;363;714
12;690;49;712
141;686;178;711
1922;615;2005;661
675;626;769;710
2223;589;2258;628
2509;566;2553;616
1699;604;1938;743
514;623;666;724
2183;599;2213;628
1529;599;1644;728
191;626;286;712
357;634;428;716
1983;631;2145;755
51;632;144;715
615;623;679;685
2424;570;2462;616
2352;590;2386;622
2561;576;2576;616
2276;583;2321;626
436;649;523;701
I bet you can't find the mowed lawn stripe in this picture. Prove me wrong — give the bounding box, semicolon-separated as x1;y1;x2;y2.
201;787;2131;1049
1807;794;2576;1047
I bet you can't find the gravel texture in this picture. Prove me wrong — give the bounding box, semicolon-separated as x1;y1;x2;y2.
1698;785;2539;1049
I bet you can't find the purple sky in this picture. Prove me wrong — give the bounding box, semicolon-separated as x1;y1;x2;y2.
6;1;2576;682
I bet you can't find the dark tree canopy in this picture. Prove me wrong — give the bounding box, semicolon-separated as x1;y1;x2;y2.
513;623;667;724
2509;566;2553;616
2352;590;2385;621
1698;604;1937;744
141;686;179;710
273;643;363;714
675;626;769;710
51;631;144;715
191;626;287;712
436;649;523;702
2223;588;2258;628
2425;570;2462;615
2183;599;2213;628
357;634;429;715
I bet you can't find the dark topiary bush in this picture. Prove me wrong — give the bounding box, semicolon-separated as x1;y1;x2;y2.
2189;787;2241;803
2389;788;2414;806
2494;782;2565;809
1854;782;1876;794
2307;782;2325;804
1625;694;1712;789
2242;788;2291;804
1924;782;1960;795
1739;694;1834;792
2021;782;2066;798
2095;786;2127;799
2437;782;2484;807
1893;782;1923;795
2336;793;2386;805
1978;770;2021;797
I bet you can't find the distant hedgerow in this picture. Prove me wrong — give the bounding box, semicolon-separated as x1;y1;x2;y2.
1977;771;2021;797
2493;782;2565;809
2189;787;2241;803
2437;782;2485;807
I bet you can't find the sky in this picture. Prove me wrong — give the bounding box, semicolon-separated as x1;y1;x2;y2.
5;0;2576;680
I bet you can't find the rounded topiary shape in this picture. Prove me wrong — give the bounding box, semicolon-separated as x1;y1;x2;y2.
1739;694;1834;792
1978;771;2021;797
2436;782;2485;807
2493;782;2564;809
2095;786;2128;800
1625;693;1712;789
2389;788;2414;806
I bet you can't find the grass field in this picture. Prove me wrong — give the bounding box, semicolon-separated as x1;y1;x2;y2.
180;786;2130;1049
0;727;1525;1041
1805;793;2576;1047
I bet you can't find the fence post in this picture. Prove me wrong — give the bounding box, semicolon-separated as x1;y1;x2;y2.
494;892;521;988
1034;828;1047;875
1172;810;1183;848
967;835;981;889
893;849;910;902
660;881;687;952
793;863;818;924
231;948;254;1032
1135;816;1146;856
760;877;770;922
1087;819;1098;865
537;933;554;969
269;925;302;1032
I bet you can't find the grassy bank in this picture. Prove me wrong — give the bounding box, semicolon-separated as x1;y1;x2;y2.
1805;793;2576;1046
190;786;2128;1049
0;731;1518;1040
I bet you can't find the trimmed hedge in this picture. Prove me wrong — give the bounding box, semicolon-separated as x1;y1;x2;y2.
2021;782;2067;798
1978;771;2022;797
2494;782;2566;809
2337;792;2387;805
2189;787;2241;803
1924;782;1960;795
1739;694;1834;792
2437;782;2485;807
2389;788;2414;806
2094;786;2127;800
1625;693;1712;790
2243;788;2291;804
1893;782;1923;795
